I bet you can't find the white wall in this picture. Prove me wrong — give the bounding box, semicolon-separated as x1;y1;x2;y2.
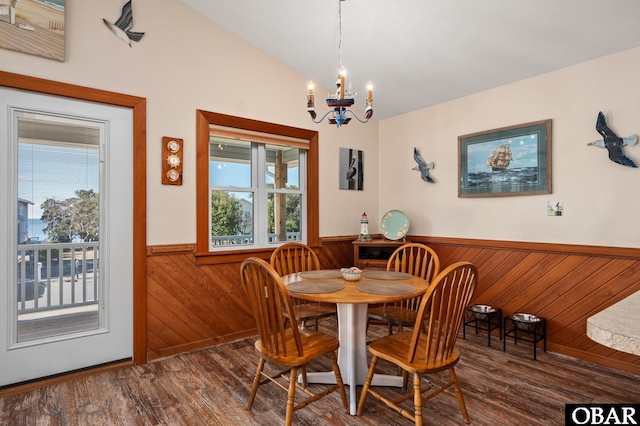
379;47;640;248
0;0;380;243
7;0;637;248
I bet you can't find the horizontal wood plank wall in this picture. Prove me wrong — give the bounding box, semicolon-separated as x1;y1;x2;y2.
145;237;640;375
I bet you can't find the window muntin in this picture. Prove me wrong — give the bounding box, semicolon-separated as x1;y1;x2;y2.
209;136;306;249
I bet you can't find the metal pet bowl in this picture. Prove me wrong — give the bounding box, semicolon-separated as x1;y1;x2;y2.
471;304;496;314
513;313;541;322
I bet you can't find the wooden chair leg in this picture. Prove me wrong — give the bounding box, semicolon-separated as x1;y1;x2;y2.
331;351;348;409
285;366;297;426
450;367;470;424
247;358;265;409
357;355;378;415
402;370;409;391
413;372;423;426
300;364;308;388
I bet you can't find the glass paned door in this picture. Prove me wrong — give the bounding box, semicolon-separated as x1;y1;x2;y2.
0;88;133;387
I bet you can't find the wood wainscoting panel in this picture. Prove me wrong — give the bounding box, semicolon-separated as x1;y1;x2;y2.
416;236;640;374
146;251;256;361
145;237;640;375
145;239;355;361
318;236;357;269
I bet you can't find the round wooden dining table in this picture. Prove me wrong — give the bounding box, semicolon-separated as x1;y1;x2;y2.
282;269;430;415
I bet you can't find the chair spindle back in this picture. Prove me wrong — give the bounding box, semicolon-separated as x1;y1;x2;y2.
271;242;320;276
388;243;440;310
241;257;304;358
408;261;477;365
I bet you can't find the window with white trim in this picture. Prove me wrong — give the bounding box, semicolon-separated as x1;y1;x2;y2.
209;133;307;249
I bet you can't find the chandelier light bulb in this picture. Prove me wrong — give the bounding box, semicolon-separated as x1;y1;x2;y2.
338;67;346;99
307;81;316;118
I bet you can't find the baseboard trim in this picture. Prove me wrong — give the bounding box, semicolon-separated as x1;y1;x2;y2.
146;329;257;362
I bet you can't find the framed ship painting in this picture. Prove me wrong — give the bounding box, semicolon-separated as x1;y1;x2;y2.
0;0;65;61
458;119;551;197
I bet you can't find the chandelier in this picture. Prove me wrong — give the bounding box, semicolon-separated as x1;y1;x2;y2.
306;0;373;128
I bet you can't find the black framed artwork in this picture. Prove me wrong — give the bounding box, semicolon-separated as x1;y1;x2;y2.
339;147;363;190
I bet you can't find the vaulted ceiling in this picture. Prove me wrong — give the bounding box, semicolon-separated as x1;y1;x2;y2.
180;0;640;120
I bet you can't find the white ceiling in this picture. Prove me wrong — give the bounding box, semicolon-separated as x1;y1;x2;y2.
179;0;640;120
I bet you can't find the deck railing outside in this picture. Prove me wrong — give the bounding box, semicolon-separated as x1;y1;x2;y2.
211;232;301;246
19;234;300;313
17;242;99;315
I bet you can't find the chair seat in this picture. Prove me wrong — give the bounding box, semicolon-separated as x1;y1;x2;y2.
368;331;461;374
255;328;340;367
368;305;418;327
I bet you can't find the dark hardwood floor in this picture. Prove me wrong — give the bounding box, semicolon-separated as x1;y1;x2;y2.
1;319;639;425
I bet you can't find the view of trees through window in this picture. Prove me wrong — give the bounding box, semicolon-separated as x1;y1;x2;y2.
40;189;99;243
210;185;301;238
267;188;301;234
18;139;99;245
210;191;245;237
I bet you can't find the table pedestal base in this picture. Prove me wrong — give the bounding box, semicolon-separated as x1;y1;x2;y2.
301;303;403;415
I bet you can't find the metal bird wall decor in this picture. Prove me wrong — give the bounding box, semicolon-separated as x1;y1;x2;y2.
103;0;145;47
589;111;638;168
412;147;435;183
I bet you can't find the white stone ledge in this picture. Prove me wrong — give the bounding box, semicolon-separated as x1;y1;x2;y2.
587;290;640;356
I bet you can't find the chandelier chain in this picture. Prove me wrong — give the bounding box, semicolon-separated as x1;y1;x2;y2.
305;0;373;128
338;0;343;69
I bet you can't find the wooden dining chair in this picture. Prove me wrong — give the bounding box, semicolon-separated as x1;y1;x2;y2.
270;242;337;330
367;243;440;335
357;261;478;426
240;257;348;426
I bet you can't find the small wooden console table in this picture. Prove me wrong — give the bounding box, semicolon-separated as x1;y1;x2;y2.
353;239;408;270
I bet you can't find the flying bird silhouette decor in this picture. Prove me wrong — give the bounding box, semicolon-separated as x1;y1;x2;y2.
103;0;145;47
412;147;435;183
589;111;638;168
